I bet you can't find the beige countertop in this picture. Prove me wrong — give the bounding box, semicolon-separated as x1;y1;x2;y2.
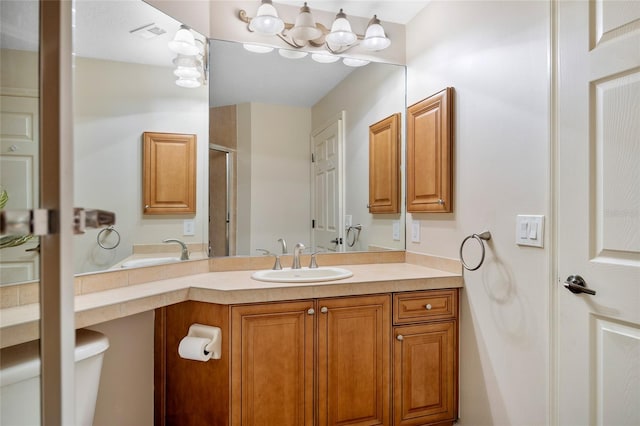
0;256;463;348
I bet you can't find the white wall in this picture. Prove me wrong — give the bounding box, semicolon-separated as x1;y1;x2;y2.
236;102;312;255
89;312;154;426
74;58;209;273
312;63;406;252
405;2;550;424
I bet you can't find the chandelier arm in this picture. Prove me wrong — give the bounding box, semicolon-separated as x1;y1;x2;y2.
277;33;306;49
238;9;251;24
324;41;359;55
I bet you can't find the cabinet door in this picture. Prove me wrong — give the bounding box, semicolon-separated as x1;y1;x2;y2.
231;301;315;426
393;321;457;426
369;113;400;214
143;131;196;214
317;295;391;426
406;88;453;213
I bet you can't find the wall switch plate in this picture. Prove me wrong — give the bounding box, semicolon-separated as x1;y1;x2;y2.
411;220;420;243
183;219;195;236
516;215;544;247
345;215;353;227
392;221;400;241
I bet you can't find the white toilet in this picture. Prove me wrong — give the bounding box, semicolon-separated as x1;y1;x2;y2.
0;328;109;426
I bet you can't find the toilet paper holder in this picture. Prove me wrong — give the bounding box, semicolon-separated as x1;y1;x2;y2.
184;323;222;360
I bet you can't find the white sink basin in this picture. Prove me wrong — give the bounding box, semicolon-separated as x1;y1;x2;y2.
121;257;181;268
251;267;353;283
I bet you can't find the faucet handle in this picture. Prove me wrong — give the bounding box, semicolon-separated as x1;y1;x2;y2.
309;250;322;269
256;249;282;270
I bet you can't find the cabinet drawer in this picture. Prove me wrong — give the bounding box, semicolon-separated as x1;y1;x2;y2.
393;289;458;324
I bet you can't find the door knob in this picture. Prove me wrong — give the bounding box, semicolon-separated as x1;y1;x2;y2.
564;275;596;296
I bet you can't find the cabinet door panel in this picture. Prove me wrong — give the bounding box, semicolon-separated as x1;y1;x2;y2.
318;295;391;426
393;321;457;426
231;301;315;426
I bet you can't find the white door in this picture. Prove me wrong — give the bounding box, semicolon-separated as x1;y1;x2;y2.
311;114;344;253
556;1;640;425
0;95;40;283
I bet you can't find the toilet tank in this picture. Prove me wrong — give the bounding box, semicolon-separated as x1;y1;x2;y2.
0;329;109;426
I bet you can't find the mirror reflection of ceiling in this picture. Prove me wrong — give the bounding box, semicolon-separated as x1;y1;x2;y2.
0;1;39;51
1;0;428;109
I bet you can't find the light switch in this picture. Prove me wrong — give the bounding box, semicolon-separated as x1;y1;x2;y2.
519;221;529;239
392;221;400;241
516;215;544;247
411;220;420;243
183;219;195;236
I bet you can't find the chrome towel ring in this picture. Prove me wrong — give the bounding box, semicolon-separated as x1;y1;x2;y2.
97;225;120;250
459;231;491;271
346;224;362;247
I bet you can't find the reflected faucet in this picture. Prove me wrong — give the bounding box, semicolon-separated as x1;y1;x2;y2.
278;238;288;254
163;238;190;261
292;243;305;269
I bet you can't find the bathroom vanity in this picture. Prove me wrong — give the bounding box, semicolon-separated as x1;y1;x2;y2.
155;275;459;426
0;251;462;425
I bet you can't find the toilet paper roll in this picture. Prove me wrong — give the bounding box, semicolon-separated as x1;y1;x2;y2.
178;336;213;361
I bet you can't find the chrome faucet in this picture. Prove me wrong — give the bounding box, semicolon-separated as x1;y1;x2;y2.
162;238;190;261
277;238;288;254
292;243;305;269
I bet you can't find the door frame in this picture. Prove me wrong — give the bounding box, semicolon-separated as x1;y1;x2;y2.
40;0;76;423
209;143;235;256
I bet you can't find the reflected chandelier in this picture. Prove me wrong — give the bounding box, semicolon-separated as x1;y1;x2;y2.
168;25;208;88
238;1;391;59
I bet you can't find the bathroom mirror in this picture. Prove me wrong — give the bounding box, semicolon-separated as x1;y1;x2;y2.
0;0;406;280
0;1;41;286
208;39;406;257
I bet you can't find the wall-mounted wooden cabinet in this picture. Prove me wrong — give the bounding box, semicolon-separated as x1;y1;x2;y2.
407;88;454;213
143;132;196;215
369;113;401;214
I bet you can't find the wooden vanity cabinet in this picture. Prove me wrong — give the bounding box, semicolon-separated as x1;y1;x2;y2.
156;294;391;426
231;301;315;426
317;295;391;426
392;289;459;426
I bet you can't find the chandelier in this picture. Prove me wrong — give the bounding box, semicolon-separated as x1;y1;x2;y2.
238;1;391;65
168;25;208;88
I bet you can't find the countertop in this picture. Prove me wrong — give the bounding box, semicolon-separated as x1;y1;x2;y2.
0;260;462;348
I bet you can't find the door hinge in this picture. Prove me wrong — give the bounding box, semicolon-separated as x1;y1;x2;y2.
311;153;315;163
312;219;316;229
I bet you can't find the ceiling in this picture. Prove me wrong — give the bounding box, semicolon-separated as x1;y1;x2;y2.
1;0;428;107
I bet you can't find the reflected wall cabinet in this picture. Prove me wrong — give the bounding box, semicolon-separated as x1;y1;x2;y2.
406;88;454;213
143;132;196;214
369;113;401;214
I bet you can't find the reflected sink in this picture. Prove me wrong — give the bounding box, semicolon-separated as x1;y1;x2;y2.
121;257;181;268
251;267;353;283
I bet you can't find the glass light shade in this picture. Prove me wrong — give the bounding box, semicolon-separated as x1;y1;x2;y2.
249;0;284;35
168;26;199;56
326;9;356;46
172;55;202;69
290;3;322;41
176;77;201;88
361;16;391;51
174;66;201;79
311;53;340;64
243;43;274;53
343;58;370;67
278;49;308;59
